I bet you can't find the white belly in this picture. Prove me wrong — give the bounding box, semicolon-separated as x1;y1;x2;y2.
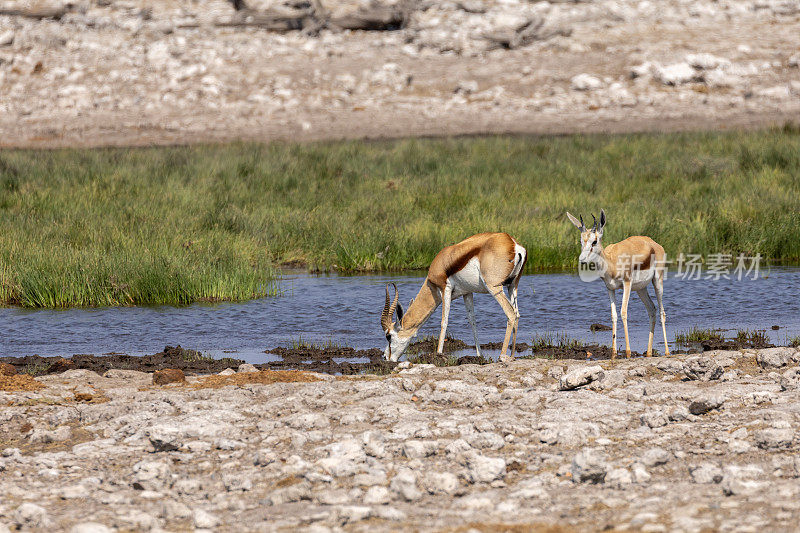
603;268;655;291
448;257;487;297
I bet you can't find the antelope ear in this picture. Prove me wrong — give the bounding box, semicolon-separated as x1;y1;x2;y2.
566;212;584;230
599;209;606;229
396;302;404;323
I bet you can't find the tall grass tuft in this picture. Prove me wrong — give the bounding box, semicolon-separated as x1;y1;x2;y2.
674;327;724;344
2;129;800;307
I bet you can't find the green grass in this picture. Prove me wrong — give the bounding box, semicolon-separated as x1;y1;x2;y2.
287;335;349;351
784;335;800;347
2;127;800;307
530;331;582;352
734;329;770;346
674;327;724;344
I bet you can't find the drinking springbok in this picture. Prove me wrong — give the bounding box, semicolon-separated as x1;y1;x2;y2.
380;232;527;362
566;209;669;358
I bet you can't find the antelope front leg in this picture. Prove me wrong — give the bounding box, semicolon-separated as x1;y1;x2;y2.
437;285;453;353
490;288;517;362
608;289;617;358
508;285;520;354
463;293;481;358
638;288;657;357
621;279;632;358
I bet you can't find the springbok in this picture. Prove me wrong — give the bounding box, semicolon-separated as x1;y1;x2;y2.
380;232;527;362
566;209;669;358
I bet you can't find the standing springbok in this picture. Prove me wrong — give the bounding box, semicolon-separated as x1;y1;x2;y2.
566;209;669;358
380;232;527;362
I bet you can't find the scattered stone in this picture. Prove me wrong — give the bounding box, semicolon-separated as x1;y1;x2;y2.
688;395;725;415
641;410;669;428
152;368;185;385
422;471;460;495
756;347;798;369
754;428;794;449
390;468;422;501
606;467;633;488
402;439;437;458
686;53;731;70
631;462;651;483
780;367;800;390
571;73;603;91
69;523;113;533
466;453;506;483
653;63;700;85
559;365;604;390
193;509;221;529
455;80;479;95
363;486;391;504
689;463;723;484
571;449;607;484
641;447;670;467
238;363;258;373
683;357;723;381
13;503;49;528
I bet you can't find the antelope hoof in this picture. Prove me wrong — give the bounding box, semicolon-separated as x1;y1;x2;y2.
625;350;631;358
499;353;514;363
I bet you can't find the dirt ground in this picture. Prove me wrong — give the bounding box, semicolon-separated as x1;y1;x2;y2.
1;347;799;531
1;0;799;148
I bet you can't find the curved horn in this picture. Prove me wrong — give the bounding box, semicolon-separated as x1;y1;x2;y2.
591;214;597;231
579;214;585;231
388;283;399;328
381;284;392;332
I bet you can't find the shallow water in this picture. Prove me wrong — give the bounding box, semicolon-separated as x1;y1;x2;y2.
2;267;799;364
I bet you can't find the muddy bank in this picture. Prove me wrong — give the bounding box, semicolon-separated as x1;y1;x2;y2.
0;332;788;378
264;346;395;375
0;346;246;377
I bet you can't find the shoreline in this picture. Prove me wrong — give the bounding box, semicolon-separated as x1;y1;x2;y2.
1;347;799;530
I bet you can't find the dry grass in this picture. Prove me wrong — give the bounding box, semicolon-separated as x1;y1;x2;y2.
0;374;45;392
189;369;321;389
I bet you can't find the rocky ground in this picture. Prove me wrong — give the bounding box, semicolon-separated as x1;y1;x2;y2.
1;347;800;532
1;0;800;147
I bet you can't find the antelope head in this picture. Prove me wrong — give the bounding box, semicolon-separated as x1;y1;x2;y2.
381;283;412;362
566;209;606;265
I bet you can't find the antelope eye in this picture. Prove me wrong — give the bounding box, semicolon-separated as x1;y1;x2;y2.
386;333;391;341
592;240;597;246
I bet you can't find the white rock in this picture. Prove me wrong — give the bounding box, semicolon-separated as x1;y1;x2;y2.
390;468;422;501
689;463;723;484
559;365;604;390
238;363;258;373
704;68;742;88
631;462;651;483
402;440;437;458
686;53;731;70
570;73;603;91
422;471;460;495
0;30;13;47
571;449;607;484
654;63;699;85
640;410;669;428
69;523;112;533
755;428;794;449
466;453;506;483
363;486;391;504
14;504;49;528
218;368;236;376
641;447;671;467
455;80;479;94
606;468;633;487
193;509;221;529
757;347;798;368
